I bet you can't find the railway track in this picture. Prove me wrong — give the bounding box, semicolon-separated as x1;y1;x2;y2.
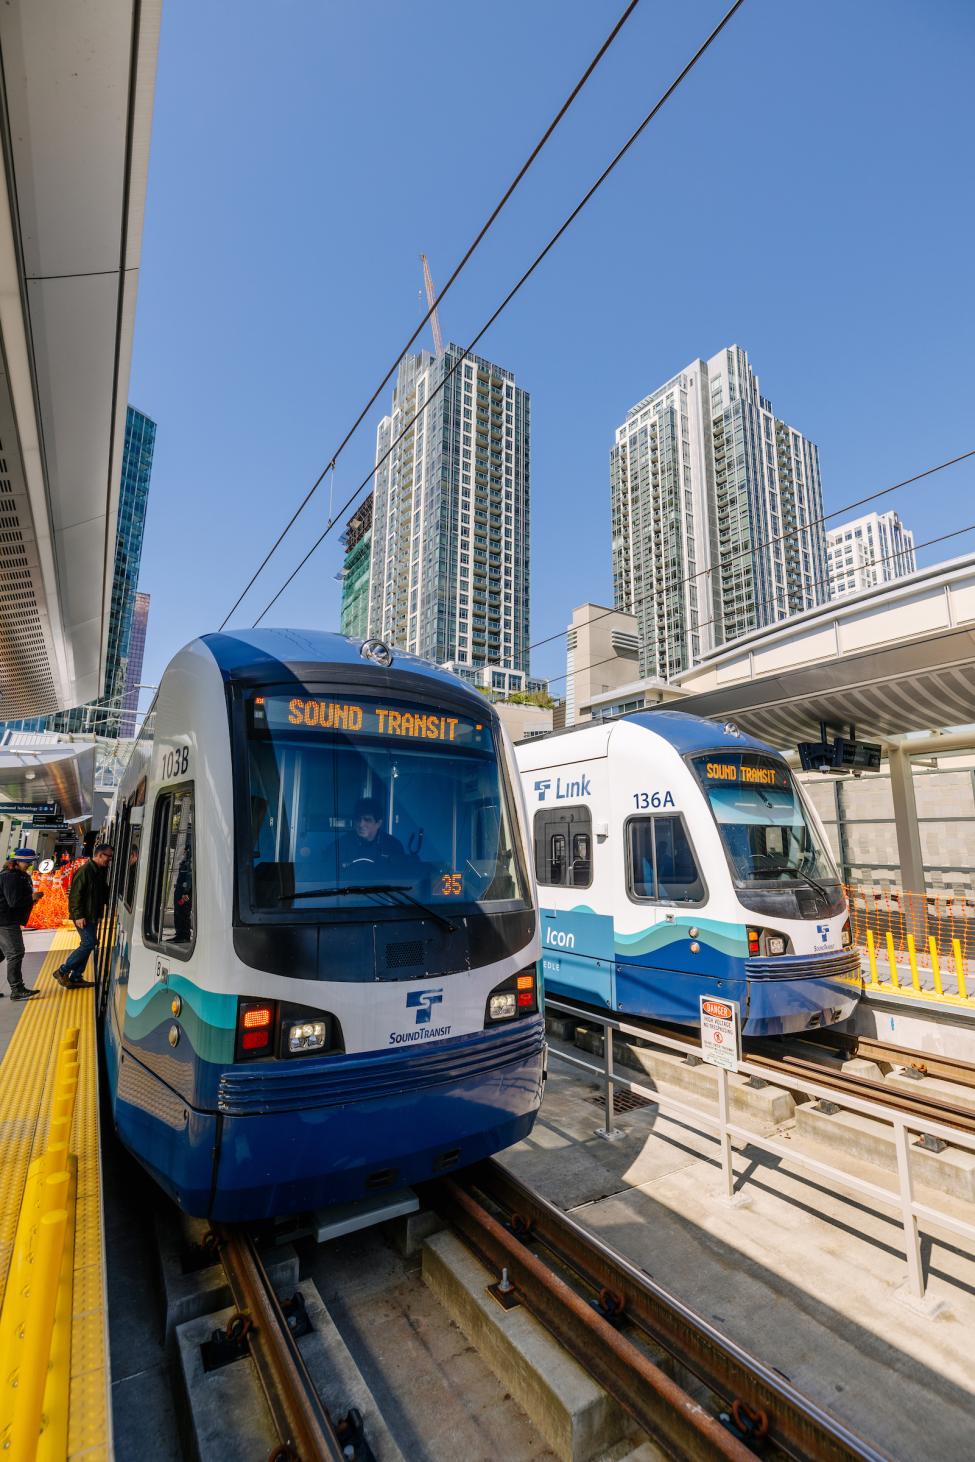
198;1163;885;1462
211;1225;371;1462
553;998;975;1137
430;1161;884;1462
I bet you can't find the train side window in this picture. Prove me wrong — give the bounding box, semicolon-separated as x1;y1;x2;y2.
627;816;705;905
144;785;196;957
122;825;142;911
533;806;593;888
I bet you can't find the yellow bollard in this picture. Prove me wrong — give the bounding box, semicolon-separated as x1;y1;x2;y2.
885;929;899;988
906;934;922;994
953;939;969;1001
41;1142;68;1180
11;1206;68;1461
866;929;879;985
929;938;944;998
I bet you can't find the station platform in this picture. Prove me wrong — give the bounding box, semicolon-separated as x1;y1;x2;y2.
0;930;109;1459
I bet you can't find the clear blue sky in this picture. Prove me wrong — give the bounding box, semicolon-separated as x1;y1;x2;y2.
129;0;975;701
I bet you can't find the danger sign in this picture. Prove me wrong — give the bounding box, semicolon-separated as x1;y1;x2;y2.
700;996;741;1072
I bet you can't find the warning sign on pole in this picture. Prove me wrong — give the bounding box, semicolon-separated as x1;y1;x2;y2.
699;996;741;1073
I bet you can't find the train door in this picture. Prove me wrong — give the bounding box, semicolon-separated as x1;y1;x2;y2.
533;797;615;1009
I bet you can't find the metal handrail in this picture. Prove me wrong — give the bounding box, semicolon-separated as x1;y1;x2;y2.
545;997;975;1303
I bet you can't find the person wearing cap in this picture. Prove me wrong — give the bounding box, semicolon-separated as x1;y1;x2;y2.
53;842;113;989
0;849;44;1000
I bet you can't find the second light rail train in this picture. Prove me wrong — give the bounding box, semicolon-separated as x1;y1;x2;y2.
517;710;861;1037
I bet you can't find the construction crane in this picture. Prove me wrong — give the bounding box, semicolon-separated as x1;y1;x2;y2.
421;253;444;358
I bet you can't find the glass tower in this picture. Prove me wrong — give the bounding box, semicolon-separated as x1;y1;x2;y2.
338;492;373;639
1;405;156;736
367;346;530;672
120;590;151;737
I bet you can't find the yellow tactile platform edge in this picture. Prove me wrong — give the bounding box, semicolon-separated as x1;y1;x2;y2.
0;933;111;1460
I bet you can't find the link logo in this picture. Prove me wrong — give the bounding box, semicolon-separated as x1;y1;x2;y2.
816;924;829;944
406;988;444;1024
534;775;590;802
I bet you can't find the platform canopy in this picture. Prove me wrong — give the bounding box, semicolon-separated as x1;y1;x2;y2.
674;555;975;746
0;733;95;823
0;1;161;719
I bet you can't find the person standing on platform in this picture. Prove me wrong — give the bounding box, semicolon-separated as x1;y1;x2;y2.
0;848;44;1000
54;843;113;989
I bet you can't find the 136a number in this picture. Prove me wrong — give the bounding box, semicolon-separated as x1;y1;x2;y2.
632;790;675;809
161;746;189;781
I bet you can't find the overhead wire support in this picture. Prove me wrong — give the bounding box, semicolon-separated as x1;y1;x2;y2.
219;0;643;631
251;0;748;627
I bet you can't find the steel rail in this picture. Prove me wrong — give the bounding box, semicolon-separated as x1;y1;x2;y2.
429;1175;755;1462
800;1031;975;1090
216;1227;347;1462
744;1048;975;1134
452;1161;885;1462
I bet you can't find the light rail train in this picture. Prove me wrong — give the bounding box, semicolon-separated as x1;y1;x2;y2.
95;630;544;1221
517;711;861;1036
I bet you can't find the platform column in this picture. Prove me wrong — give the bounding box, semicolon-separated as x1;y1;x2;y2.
888;744;926;944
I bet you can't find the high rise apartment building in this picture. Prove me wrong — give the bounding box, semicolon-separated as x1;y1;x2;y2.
611;346;828;680
339;492;373;639
367;346;530;673
827;510;916;598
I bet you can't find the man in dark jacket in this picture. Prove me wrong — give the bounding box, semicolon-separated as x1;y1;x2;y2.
54;842;113;989
0;848;43;1000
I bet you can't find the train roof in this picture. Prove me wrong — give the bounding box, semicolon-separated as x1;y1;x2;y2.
516;708;775;769
196;629;483;700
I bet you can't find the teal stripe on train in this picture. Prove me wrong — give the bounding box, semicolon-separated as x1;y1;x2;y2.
125;977;237;1063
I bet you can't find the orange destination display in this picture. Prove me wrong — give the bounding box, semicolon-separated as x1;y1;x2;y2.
248;693;491;750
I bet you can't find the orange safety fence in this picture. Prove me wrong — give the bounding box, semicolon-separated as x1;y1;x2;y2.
844;883;975;1005
26;860;84;932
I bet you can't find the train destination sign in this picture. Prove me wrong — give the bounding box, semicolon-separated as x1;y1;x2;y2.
250;695;491;749
698;757;790;789
699;996;741;1073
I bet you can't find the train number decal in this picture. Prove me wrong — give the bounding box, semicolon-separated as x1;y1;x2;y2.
160;746;189;781
632;790;675;809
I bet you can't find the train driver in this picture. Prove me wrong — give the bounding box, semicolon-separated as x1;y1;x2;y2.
332;797;404;873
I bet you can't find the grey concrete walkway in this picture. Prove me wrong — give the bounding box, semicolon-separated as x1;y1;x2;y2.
0;929;57;1062
501;1064;975;1462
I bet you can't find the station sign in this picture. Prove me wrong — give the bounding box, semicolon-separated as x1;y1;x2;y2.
28;812;64;827
1;802;58;816
22;821;70;832
699;996;741;1073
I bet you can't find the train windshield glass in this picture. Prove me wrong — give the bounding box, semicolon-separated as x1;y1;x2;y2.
690;753;839;886
241;692;530;914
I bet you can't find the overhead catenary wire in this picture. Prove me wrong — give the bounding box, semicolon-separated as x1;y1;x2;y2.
546;519;975;689
528;447;975;656
218;0;643;630
250;0;748;627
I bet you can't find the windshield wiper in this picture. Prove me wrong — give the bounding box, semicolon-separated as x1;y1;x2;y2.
279;881;457;934
766;865;832;902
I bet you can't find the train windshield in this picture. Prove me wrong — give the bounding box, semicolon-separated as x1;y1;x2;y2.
241;691;530;914
690;753;839;887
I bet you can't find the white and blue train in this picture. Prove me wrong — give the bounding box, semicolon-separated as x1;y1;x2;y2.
95;630;544;1221
517;711;861;1037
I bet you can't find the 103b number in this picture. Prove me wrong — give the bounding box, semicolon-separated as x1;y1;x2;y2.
161;746;189;781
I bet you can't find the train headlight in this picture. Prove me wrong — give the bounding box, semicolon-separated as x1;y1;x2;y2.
287;1020;327;1054
841;923;852;947
489;992;517;1021
766;935;786;956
